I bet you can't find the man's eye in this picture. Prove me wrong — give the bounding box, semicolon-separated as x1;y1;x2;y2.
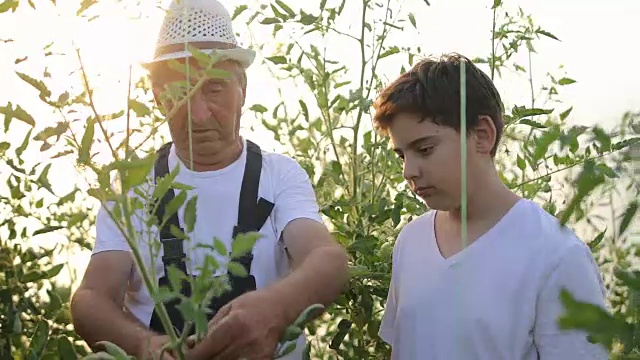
204;82;223;92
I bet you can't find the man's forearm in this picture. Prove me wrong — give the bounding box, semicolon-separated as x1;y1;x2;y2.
71;288;157;356
269;244;350;326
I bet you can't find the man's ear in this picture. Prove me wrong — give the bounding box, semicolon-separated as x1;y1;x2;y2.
473;115;497;156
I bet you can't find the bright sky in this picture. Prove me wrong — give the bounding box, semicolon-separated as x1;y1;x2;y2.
1;0;638;288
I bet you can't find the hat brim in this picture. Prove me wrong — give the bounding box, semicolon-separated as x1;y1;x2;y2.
141;48;256;70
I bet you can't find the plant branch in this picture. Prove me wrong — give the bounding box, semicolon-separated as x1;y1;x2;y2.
75;48;119;162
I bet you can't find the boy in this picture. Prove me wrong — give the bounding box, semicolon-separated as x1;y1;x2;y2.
372;53;609;359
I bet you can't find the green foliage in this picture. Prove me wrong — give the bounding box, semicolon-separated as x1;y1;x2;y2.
236;0;639;358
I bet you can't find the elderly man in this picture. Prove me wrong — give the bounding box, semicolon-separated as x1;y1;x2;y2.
69;1;350;359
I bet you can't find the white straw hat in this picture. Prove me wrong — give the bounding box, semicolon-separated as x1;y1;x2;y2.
142;0;256;70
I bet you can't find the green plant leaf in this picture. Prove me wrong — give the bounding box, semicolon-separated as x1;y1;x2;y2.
164;190;187;223
275;0;295;17
618;200;638;236
33;225;64;236
57;335;78;360
231;231;261;259
78;118;95;164
408;13;416;28
558;77;576;85
184;195;198;233
266;55;287;65
249;104;268;113
227;261;248;278
519;119;547;129
95;341;132;360
232;5;248;20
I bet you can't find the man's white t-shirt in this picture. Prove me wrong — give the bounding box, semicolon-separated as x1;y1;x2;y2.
379;198;609;360
92;137;323;360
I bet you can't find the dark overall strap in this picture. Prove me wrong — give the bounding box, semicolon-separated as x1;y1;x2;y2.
153;142;188;295
232;140;275;275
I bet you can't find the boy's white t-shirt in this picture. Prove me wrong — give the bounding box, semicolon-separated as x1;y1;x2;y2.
92;138;323;360
379;198;609;360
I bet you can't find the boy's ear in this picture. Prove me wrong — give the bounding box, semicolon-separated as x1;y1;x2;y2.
473;115;497;155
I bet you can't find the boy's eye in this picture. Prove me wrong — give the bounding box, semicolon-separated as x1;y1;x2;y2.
419;147;434;155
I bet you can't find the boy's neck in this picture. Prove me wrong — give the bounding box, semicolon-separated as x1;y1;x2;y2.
446;170;521;225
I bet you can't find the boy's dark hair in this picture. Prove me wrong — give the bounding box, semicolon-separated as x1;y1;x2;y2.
372;53;505;157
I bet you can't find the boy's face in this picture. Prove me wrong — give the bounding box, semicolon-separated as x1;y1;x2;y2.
389;113;491;211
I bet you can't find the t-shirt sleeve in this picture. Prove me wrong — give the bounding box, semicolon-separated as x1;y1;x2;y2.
533;240;609;359
92;201;133;255
271;156;323;241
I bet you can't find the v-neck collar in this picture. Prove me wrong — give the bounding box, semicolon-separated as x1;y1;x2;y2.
428;199;526;266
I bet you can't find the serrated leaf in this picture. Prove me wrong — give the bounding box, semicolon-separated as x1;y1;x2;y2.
299;14;318;25
95;340;131;360
379;47;400;59
408;13;416;28
519;119;547;129
184;195;198;233
588;229;606;251
128;99;151;117
28;320;50;357
275;0;295;17
231;232;261;258
266;55;287;65
11;104;36;126
516;154;526;170
536;29;560;41
560;106;573;121
164;190;187;224
260;17;281;25
166;265;187;293
33;225;64;236
249;104;268;113
0;1;18;13
619;201;638;236
46;263;64;278
57;335;78;360
213;238;227;256
227;261;248;277
231;5;248;20
558;77;576;85
78;118;94;164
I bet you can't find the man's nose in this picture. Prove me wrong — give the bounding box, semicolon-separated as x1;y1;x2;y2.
188;91;211;124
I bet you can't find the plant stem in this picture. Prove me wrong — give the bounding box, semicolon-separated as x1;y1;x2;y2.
75;48;119;162
460;61;468;248
106;199;185;359
491;3;497;80
125;64;132;159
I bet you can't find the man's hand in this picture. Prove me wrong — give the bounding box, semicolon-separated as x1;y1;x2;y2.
135;335;176;360
186;289;288;360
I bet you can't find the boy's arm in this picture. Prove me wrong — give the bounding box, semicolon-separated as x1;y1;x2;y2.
533;241;609;359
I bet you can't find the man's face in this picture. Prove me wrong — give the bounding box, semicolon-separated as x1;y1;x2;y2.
151;58;246;162
389;113;482;211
